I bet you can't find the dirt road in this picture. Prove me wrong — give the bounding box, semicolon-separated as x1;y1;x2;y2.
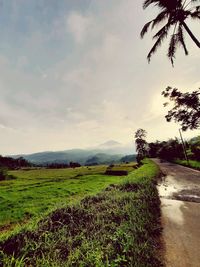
153;159;200;267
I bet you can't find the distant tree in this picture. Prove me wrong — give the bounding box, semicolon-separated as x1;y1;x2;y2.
141;0;200;65
0;168;7;181
69;162;81;168
189;136;200;160
158;139;184;161
162;87;200;131
0;155;31;170
148;141;163;158
134;129;148;164
47;162;69;169
148;138;185;161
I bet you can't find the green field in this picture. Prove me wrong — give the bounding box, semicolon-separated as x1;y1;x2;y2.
0;164;136;233
0;160;162;267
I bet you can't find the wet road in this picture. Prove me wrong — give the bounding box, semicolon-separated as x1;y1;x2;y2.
153;159;200;267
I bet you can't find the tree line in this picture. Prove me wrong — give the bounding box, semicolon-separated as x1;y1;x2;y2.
135;129;200;163
0;155;82;170
0;156;31;170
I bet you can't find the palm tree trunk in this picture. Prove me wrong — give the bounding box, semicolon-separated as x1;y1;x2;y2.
182;21;200;48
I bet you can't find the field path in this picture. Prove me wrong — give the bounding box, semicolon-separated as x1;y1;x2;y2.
153;159;200;267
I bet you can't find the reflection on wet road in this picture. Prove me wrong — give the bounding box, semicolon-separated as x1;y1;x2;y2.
153;159;200;267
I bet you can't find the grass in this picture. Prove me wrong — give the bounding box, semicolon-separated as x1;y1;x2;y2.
175;159;200;171
0;164;136;233
0;159;162;267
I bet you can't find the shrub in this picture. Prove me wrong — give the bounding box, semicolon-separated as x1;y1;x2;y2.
0;168;7;181
105;169;128;176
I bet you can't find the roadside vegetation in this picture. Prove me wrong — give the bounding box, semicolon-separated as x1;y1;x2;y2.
148;135;200;169
175;160;200;171
0;159;162;267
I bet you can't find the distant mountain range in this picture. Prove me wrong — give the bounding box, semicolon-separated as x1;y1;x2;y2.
10;140;136;165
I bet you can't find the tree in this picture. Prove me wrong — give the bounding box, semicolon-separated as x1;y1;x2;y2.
134;129;148;164
162;86;200;131
141;0;200;64
148;138;185;160
158;139;184;161
148;141;163;157
189;136;200;160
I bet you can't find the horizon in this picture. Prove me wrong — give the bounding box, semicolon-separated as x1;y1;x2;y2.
5;134;199;157
0;0;199;155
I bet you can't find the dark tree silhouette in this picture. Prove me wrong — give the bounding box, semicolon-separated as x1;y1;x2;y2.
134;129;148;163
141;0;200;64
162;86;200;131
0;156;31;170
148;138;185;160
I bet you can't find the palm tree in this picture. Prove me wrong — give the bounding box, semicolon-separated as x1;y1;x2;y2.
141;0;200;64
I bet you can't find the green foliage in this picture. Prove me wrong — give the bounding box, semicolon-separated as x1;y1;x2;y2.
149;136;200;164
175;159;200;171
0;160;162;267
134;129;148;164
189;136;200;161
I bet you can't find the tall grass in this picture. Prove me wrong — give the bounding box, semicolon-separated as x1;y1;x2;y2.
0;159;162;267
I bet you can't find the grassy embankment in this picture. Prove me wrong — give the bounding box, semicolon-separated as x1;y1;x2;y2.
0;160;162;266
175;159;200;171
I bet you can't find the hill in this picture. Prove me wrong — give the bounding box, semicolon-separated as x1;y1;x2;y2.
10;150;136;166
10;141;136;165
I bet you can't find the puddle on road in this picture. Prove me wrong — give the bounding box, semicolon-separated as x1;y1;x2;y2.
157;175;200;202
183;194;200;199
161;198;185;225
173;193;200;203
157;175;181;198
158;174;200;226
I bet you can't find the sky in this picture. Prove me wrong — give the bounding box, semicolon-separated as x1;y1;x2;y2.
0;0;199;155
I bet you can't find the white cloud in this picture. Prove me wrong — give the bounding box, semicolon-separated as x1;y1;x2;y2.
66;12;92;44
0;0;199;154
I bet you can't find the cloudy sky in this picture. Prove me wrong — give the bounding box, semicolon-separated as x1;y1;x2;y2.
0;0;199;155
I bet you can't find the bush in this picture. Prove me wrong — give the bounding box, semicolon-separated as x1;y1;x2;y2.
105;169;128;176
0;168;7;181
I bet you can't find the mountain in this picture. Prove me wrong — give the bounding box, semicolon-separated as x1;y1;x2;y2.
98;140;121;148
85;153;123;166
90;140;134;155
10;140;136;165
11;149;96;165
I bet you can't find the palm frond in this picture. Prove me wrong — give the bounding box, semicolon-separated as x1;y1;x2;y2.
140;21;153;38
177;25;189;55
143;0;159;9
168;33;179;65
190;9;200;18
153;23;171;39
141;0;200;63
147;38;163;62
147;25;169;62
151;10;168;29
